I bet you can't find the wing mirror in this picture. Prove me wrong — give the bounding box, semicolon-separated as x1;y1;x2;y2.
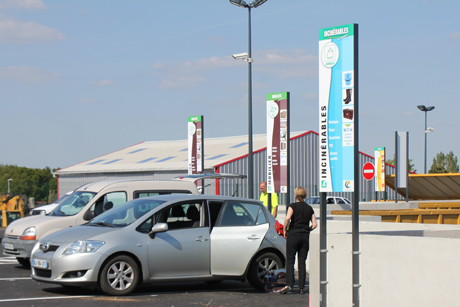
150;223;168;234
83;210;96;221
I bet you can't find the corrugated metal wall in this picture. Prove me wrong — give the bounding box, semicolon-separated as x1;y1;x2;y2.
58;132;399;202
217;132;398;204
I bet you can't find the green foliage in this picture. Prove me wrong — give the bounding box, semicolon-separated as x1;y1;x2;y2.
428;151;459;174
0;164;58;201
386;154;417;173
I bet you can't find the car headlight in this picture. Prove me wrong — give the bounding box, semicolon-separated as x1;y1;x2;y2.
20;227;36;240
62;240;105;255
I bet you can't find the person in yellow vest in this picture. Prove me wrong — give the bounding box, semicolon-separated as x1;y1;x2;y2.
259;181;278;218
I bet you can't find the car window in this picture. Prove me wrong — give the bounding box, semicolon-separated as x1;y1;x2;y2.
134;190;193;199
87;191;127;217
89;198;166;227
337;198;346;204
306;197;320;205
154;202;204;231
218;201;258;226
51;191;96;216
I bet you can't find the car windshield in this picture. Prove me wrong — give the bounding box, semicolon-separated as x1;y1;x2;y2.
306;197;320;204
87;198;166;228
50;191;96;216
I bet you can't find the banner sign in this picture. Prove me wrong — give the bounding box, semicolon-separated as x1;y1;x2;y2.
375;147;386;192
188;116;203;175
319;23;357;192
266;92;290;194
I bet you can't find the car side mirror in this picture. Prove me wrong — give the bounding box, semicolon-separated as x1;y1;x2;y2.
83;210;96;221
150;223;168;234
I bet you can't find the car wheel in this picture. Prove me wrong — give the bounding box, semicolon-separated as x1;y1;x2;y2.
16;257;30;268
247;252;282;290
99;255;139;296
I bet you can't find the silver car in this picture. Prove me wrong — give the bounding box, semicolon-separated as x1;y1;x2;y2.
31;194;286;295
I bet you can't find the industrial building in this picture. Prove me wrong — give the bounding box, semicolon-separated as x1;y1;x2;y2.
55;131;397;203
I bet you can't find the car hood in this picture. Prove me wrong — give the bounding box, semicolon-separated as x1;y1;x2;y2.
5;215;64;236
39;224;121;244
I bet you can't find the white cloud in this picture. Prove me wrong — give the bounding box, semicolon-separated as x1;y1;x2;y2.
0;66;59;83
451;32;460;39
0;14;66;43
91;79;114;86
0;0;47;10
151;48;317;90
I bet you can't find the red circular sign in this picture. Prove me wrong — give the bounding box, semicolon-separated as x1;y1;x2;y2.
362;162;375;181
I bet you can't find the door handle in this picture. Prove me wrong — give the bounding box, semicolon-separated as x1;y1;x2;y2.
247;235;260;240
196;236;209;242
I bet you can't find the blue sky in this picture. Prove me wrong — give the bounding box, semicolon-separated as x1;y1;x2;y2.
1;0;459;173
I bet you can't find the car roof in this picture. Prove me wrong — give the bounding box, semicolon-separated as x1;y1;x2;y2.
75;179;195;193
129;194;262;204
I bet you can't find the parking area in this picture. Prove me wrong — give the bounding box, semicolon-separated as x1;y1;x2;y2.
0;228;309;307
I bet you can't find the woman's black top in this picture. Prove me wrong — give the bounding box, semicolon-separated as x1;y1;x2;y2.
287;201;314;234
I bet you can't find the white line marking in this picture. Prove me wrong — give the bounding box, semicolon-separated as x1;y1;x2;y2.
0;277;32;281
0;295;97;303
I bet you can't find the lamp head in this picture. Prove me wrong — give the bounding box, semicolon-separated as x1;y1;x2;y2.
229;0;249;8
232;52;248;60
426;106;435;112
417;105;427;112
251;0;268;8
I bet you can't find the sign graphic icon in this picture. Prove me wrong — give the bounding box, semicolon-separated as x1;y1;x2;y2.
362;162;375;181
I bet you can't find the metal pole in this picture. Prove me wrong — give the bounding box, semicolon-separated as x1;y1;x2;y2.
319;192;327;307
424;111;427;174
352;24;360;307
247;7;254;199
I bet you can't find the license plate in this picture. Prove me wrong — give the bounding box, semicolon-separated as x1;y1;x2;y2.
3;243;14;250
32;259;48;269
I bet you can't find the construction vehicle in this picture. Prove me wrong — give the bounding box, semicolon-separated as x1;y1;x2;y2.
0;193;28;228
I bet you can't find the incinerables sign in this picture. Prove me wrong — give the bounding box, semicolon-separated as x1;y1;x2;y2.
266;92;289;194
319;24;357;192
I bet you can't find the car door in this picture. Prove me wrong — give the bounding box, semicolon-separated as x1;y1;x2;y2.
147;201;210;278
210;200;269;276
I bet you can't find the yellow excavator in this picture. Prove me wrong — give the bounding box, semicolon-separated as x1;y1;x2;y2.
0;194;28;227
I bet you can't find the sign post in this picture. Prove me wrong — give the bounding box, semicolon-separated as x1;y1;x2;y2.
319;23;359;307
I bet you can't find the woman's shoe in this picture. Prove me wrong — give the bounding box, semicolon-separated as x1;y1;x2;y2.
279;286;292;294
299;288;306;294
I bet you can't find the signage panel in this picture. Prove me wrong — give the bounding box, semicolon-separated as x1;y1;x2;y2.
375;147;386;192
266;92;290;194
319;24;357;192
188;116;203;175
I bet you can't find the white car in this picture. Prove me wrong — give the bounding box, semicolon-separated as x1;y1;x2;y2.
30;191;73;216
306;196;351;205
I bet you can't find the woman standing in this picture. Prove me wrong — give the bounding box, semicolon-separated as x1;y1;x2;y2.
280;187;317;294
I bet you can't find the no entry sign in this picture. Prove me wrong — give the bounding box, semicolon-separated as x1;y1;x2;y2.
362;162;375;181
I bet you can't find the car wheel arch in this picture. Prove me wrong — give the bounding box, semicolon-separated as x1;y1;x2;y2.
243;247;286;277
97;251;145;287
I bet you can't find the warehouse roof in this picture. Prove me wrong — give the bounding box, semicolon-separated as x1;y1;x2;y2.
55;131;311;175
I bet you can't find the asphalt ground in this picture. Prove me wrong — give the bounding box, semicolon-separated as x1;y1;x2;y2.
0;228;310;307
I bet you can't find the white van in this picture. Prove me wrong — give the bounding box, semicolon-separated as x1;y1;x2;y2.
3;175;244;267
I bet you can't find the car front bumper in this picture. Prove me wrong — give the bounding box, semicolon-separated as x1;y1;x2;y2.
31;247;105;286
2;236;36;258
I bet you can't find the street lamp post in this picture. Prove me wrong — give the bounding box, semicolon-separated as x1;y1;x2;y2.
417;105;435;173
229;0;267;199
7;178;12;194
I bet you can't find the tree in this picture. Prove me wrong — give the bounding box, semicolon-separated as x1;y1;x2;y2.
0;164;57;201
429;151;459;173
386;154;416;173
